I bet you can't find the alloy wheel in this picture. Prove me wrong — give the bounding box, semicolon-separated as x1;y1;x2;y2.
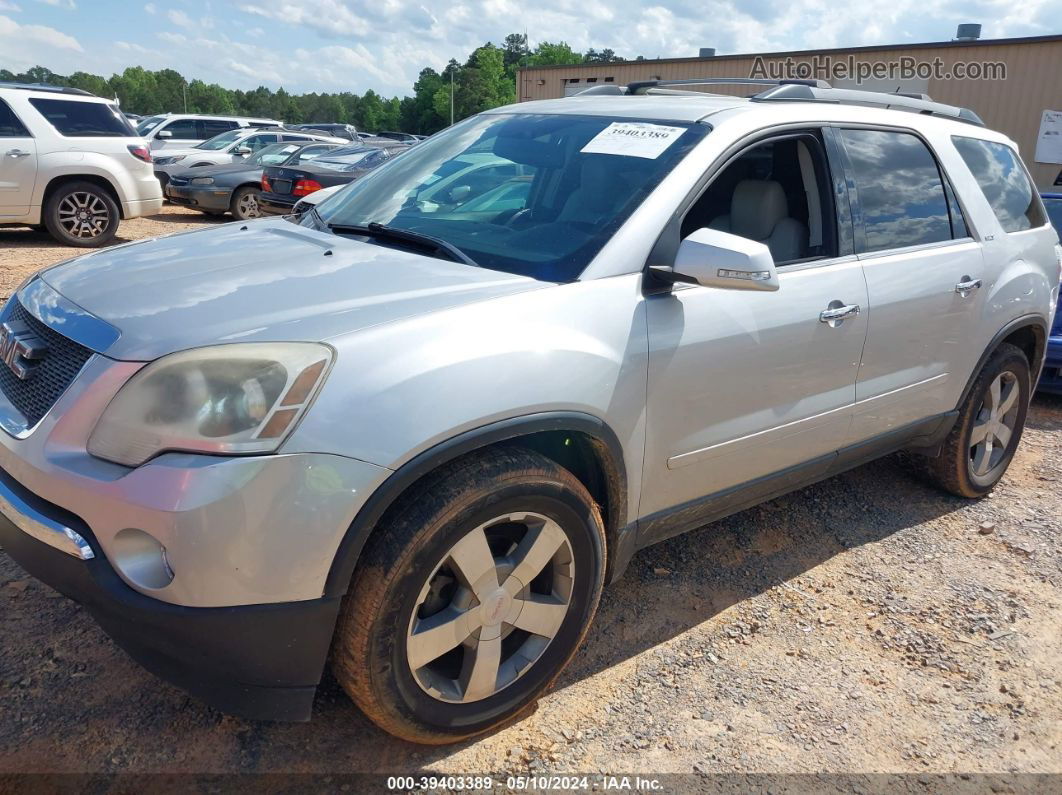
969;371;1020;477
406;512;575;704
57;191;111;239
237;191;261;218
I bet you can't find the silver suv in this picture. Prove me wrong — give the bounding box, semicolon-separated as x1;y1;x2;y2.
0;80;1058;743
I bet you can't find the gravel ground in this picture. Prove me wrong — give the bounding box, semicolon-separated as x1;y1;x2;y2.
0;212;1060;783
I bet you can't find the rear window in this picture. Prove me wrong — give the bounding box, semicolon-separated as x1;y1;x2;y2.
952;136;1046;232
28;98;135;137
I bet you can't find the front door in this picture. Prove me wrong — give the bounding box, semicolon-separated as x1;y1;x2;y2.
640;129;867;540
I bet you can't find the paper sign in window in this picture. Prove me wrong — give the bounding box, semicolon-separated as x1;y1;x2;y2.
580;122;687;159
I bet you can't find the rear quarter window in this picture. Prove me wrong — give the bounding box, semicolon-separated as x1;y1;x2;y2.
28;98;135;137
0;99;29;137
952;136;1046;233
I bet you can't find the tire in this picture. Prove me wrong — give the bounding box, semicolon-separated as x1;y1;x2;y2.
230;186;262;221
332;446;606;744
919;342;1030;497
43;181;120;247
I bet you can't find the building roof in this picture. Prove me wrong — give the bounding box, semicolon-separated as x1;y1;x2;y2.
517;34;1062;73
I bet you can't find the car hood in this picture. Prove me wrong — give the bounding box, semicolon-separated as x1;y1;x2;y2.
38;218;546;361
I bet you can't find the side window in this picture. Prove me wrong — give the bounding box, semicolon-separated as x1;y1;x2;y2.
162;118;199;139
840;129;952;252
951;136;1046;232
681;133;836;264
281;134;313;142
0;99;30;137
200;119;237;139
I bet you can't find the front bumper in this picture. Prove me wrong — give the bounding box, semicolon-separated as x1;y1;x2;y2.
0;474;341;721
165;183;233;212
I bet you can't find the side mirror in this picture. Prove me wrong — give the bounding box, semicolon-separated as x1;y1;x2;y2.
233;145;252;156
157;129;173;139
664;227;779;291
449;184;471;203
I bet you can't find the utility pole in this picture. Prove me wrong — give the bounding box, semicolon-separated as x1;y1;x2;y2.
449;68;454;126
183;80;188;113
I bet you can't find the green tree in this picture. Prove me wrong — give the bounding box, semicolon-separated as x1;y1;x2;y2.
527;41;581;67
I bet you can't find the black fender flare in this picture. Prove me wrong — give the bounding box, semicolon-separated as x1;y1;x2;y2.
956;314;1048;410
323;411;629;597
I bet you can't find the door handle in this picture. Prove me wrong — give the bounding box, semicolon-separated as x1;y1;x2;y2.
955;277;983;295
5;149;31;158
819;303;860;324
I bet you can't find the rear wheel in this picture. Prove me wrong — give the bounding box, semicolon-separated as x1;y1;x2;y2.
43;181;119;247
332;447;606;744
919;343;1030;497
230;186;262;220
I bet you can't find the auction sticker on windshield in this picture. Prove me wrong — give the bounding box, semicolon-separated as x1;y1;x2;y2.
580;122;687;159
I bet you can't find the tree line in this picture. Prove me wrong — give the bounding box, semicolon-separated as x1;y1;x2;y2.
1;34;630;135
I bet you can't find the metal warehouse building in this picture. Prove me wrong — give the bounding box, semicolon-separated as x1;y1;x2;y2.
516;31;1062;190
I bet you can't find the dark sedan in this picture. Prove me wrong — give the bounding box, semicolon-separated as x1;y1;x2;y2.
165;141;342;219
258;144;406;216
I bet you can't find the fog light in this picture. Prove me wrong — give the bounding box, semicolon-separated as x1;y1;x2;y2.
111;528;175;590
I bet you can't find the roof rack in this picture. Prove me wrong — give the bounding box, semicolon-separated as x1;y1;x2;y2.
624;77;830;95
0;81;94;97
572;76;985;127
750;83;985;126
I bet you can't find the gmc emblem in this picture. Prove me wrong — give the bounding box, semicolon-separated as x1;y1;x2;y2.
0;320;48;381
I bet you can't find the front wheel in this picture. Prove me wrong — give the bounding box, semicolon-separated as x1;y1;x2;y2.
332;447;606;744
920;342;1030;497
230;186;262;220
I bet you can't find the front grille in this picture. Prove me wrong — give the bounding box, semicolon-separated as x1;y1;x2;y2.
0;300;95;427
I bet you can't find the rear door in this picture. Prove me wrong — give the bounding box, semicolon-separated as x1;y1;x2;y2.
152;117;199;150
0;97;35;216
834;127;985;444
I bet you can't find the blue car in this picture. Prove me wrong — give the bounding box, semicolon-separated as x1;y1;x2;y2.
1039;193;1062;393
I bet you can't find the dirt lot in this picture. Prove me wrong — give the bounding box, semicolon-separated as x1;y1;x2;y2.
0;212;1060;784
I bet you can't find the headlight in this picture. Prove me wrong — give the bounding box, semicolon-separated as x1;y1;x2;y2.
190;177;214;185
88;343;333;467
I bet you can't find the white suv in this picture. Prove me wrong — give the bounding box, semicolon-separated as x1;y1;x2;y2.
135;113;281;150
0;82;163;247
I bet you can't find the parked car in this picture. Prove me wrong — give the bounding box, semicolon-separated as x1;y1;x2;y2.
152;127;344;190
1036;192;1062;393
291;123;358;141
374;130;419;143
258;144;404;215
165;141;343;220
135;113;281;151
0;80;1059;745
0;82;162;246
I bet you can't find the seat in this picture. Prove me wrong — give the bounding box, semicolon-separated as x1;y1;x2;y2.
709;179;808;262
558;156;642;226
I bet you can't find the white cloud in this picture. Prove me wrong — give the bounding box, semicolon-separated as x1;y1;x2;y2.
167;8;192;27
0;1;22;12
35;0;75;9
0;13;82;72
144;2;155;13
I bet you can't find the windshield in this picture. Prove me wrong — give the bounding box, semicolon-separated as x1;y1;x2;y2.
195;129;244;150
1045;198;1062;234
308;113;708;281
136;115;166;135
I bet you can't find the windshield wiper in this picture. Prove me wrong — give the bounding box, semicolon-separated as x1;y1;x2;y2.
327;221;479;267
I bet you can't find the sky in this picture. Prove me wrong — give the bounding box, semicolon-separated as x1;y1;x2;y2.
0;0;1059;98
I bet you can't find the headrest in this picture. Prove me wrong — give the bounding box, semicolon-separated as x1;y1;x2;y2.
730;179;789;241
